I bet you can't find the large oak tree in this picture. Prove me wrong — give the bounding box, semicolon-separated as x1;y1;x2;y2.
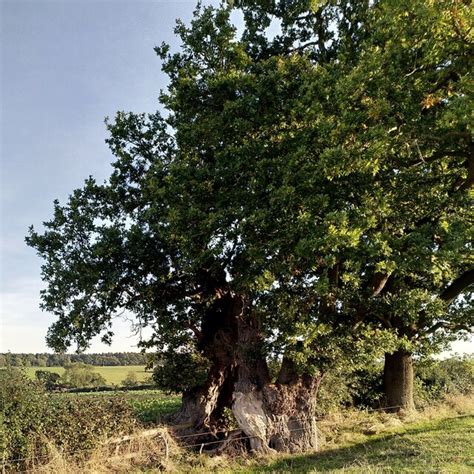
28;0;472;451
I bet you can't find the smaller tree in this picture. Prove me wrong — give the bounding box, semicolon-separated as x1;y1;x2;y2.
152;351;210;394
61;363;106;388
121;371;139;388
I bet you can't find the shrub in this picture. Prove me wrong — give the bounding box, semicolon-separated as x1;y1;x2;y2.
316;362;385;413
348;364;385;408
0;367;48;465
35;370;61;390
153;351;209;393
415;356;474;406
122;371;139;388
61;363;106;388
0;367;136;470
43;396;137;453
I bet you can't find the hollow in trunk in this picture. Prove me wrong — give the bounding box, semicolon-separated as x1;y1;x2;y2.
170;292;322;453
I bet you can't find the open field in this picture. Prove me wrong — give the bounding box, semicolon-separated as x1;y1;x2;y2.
54;389;181;423
23;365;151;385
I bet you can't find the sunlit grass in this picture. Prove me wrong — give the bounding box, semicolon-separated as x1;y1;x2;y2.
239;414;474;473
22;365;151;385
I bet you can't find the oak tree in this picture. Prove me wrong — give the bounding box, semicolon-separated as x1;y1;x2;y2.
27;0;472;451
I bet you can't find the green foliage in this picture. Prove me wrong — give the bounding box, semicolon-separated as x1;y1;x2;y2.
0;368;48;465
26;0;473;390
35;370;61;390
61;363;106;388
130;396;181;423
415;356;474;406
0;368;137;469
43;396;136;453
316;361;385;413
152;351;210;393
319;356;474;412
121;371;139;388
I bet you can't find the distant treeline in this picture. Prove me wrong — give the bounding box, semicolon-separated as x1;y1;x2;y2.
0;352;148;367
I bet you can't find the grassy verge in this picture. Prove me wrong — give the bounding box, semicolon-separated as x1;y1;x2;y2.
183;395;474;474
242;415;473;473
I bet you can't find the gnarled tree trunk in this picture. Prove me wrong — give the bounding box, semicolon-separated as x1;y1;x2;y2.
383;350;415;412
171;291;322;453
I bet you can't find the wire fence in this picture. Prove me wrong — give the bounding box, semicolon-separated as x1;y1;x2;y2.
2;409;472;472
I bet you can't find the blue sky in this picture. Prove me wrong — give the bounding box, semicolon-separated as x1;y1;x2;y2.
0;0;471;355
0;0;217;352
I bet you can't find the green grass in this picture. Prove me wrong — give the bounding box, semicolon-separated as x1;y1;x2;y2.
129;393;181;423
23;365;151;385
23;365;181;424
53;388;181;423
240;415;474;473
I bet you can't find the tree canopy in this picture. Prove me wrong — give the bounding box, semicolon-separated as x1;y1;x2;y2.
27;0;473;447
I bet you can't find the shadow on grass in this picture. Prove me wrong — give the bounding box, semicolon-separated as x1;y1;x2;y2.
254;415;473;473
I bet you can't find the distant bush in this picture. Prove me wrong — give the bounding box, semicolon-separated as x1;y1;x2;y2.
61;363;106;388
0;367;136;470
35;370;61;390
121;371;139;388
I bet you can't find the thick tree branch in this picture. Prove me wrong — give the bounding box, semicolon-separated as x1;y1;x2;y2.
369;272;391;297
425;320;471;335
440;269;474;305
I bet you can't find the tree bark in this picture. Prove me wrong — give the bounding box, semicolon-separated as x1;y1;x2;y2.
230;300;321;453
383;350;415;411
170;291;321;453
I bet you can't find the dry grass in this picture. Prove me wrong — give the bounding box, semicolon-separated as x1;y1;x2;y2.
316;393;474;449
27;427;179;473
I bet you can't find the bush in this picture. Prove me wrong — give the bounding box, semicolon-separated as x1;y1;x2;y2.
61;363;106;388
415;356;474;406
0;367;136;470
348;364;385;408
316;362;385;413
153;351;209;393
318;356;474;412
35;370;61;390
0;367;48;465
121;371;139;388
43;396;137;453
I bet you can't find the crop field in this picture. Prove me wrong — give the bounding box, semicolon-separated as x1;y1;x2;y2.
23;365;151;385
54;389;182;423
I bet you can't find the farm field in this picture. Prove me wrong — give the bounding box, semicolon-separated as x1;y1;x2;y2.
55;389;182;423
23;365;151;385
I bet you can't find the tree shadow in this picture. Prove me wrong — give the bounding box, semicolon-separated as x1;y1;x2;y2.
253;416;471;472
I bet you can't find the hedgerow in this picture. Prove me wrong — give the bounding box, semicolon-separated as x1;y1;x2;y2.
0;368;136;470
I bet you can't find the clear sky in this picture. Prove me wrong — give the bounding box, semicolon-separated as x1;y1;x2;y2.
0;0;472;355
0;0;218;353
